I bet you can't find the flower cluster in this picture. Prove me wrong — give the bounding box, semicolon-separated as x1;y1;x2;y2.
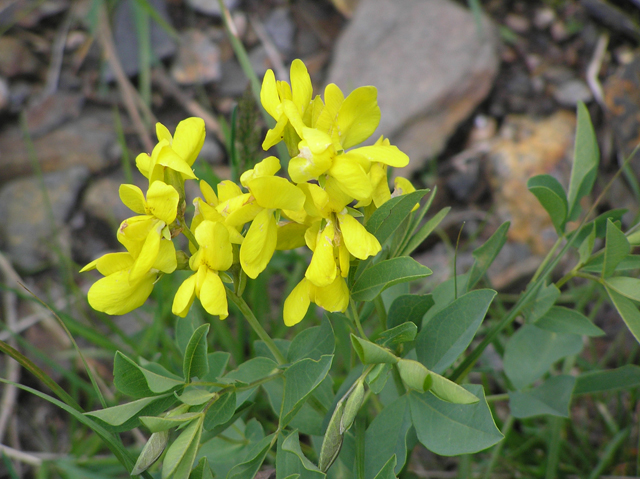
82;59;414;326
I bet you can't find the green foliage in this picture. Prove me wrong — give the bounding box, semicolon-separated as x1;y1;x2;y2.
509;375;576;418
350;257;432;301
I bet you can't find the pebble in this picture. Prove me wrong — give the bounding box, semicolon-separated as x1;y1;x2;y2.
25;91;85;138
0;166;90;274
264;7;295;55
326;0;500;173
171;30;221;85
533;7;555;30
552;79;593;107
504;13;530;34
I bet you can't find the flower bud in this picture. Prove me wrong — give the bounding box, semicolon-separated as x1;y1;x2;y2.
131;430;169;475
340;380;365;434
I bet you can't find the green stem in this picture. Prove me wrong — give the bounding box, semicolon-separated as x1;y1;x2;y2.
373;296;387;330
485;393;509;403
179;219;199;249
531;236;563;283
227;290;286;365
482;415;514;479
348;300;367;338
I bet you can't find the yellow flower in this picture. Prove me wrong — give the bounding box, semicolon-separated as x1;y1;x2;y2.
283;276;349;327
81;240;176;315
117;181;179;283
172;220;233;318
136;118;205;184
261;59;313;153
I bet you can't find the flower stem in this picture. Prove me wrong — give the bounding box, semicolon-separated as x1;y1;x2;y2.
179;218;199;249
348;300;367;338
227;290;286;365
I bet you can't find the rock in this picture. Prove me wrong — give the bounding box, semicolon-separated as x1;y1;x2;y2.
82;173;144;227
171;30;221;85
0;166;90;274
0;0;68;28
505;13;530;34
217;59;249;97
326;0;499;172
24;91;85;137
0;36;40;77
552;79;592;107
264;7;295;55
0;108;118;184
185;0;238;17
104;0;176;81
487;111;576;254
199;138;225;165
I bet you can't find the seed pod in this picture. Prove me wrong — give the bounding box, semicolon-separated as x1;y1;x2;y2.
340;381;365;434
318;400;345;472
131;430;169;475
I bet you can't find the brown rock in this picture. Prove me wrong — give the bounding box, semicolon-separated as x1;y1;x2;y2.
0;108;118;184
487;111;576;254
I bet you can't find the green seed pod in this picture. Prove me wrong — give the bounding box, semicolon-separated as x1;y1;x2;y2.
318;400;345;472
131;430;169;475
340;380;365;434
397;358;432;392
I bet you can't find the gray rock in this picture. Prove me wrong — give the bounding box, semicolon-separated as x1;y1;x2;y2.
185;0;238;17
264;7;295;55
82;173;143;227
0;108;118;184
0;166;89;274
171;30;221;85
217;59;249;97
552;79;593;107
326;0;500;172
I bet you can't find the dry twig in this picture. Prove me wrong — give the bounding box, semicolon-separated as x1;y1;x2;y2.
586;32;608;107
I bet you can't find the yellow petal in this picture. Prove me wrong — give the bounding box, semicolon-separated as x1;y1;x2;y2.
313;275;349;313
283;99;307;138
315;83;344;135
199;270;228;319
348;145;410;168
329;156;372;201
195;220;233;272
217;180;243;203
240;209;277;279
283;278;311;327
135;152;152;179
298;183;330;218
240;156;281;187
337;86;380;149
224;202;262;228
156;123;172;143
302;127;333;154
154;239;177;273
371;163;391;207
337;213;381;260
260;69;280;119
262;114;288;151
309;95;324;128
146;181;179;224
305;221;337;287
172;274;197;317
304;220;321;251
95;252;134;276
290;58;312;116
119;184;147;214
172;117;205;166
200;180;218;206
88;270;155;315
338;242;350;277
276;222;308;250
129;223;162;283
249;176;305;211
156;145;197;179
392;176;419;212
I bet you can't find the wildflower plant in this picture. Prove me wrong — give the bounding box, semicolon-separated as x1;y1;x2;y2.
4;58;640;479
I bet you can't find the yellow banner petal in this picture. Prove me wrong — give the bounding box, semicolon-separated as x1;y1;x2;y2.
337;86;380;149
172;117;205;166
240;209;277;279
249;176;305;211
337;213;381;260
146;181;179;224
88;271;155;315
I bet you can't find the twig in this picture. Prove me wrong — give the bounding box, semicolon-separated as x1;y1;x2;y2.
0;445;44;467
96;3;154;152
42;9;73;97
0;253;21;446
151;68;224;143
586;32;608;107
249;15;288;81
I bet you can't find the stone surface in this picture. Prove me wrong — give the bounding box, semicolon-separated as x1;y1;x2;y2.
325;0;500;171
552;79;592;107
24;91;85;137
185;0;238;17
82;173;143;227
487;111;576;254
171;30;221;85
0;108;118;184
0;166;90;273
264;7;295;55
0;36;40;77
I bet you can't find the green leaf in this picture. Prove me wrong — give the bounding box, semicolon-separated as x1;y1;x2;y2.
351;335;398;365
605;276;640;302
401;206;450;256
114;352;183;398
422;275;469;325
396;359;432;392
226;434;274;479
409;385;503;456
162;415;204;479
132;431;169;475
567;101;598;221
603;220;630;278
276;430;325;479
467;222;510;289
535;306;604;337
86;393;174;429
200;352;231;382
351;257;432;302
504;324;583;390
183;324;210;381
605;286;640;344
429;372;478;404
387;294;434;329
582;254;640;273
578;222;595;265
416;290;496;374
375;322;418;348
176;387;217;406
364;395;412;478
366;364;391;394
365;189;430;246
281;355;333;427
509;375;576;418
574;365;640;394
204;390;236;431
263;378;326;436
288;318;335;362
522;283;560;323
175;316;199;356
225;357;279;405
189;458;214;479
372;455;397;479
528;175;568;234
140;413;202;433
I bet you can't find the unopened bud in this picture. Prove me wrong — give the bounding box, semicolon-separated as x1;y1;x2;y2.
131;430;169;475
318;400;345;472
340;381;365;434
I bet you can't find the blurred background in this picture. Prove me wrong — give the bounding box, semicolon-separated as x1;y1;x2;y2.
1;0;640;477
